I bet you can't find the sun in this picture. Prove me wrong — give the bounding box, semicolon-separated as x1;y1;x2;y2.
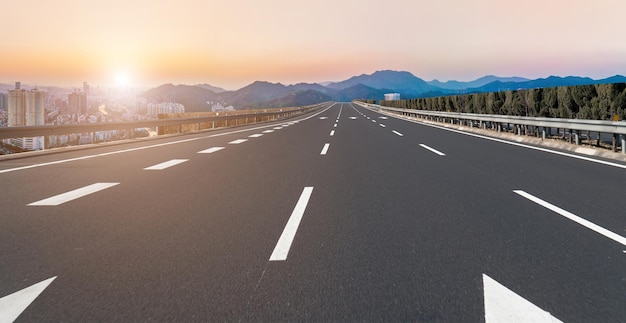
114;71;131;87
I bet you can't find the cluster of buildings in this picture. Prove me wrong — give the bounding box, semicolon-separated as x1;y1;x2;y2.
147;102;185;116
4;82;46;150
0;81;188;153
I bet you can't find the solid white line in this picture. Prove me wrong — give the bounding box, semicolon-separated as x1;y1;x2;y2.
270;187;314;261
198;147;225;154
28;183;120;206
0;276;57;323
392;130;404;137
514;190;626;246
330;130;335;136
0;103;337;175
144;159;189;170
379;124;386;128
262;130;274;133
419;144;446;156
320;143;330;155
229;139;248;144
249;134;264;138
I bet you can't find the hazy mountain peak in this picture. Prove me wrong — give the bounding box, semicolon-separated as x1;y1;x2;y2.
194;83;226;93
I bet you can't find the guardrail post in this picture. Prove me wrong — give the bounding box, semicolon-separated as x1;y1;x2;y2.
622;135;625;154
574;132;579;145
612;133;617;152
542;129;546;140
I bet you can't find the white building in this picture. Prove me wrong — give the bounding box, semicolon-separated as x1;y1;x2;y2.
211;103;235;112
384;93;401;101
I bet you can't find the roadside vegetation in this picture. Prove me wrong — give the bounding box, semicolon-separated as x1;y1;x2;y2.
380;83;626;120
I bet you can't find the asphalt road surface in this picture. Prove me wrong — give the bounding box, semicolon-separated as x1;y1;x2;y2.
1;102;625;322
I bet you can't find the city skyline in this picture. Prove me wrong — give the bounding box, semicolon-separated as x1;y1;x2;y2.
2;0;625;90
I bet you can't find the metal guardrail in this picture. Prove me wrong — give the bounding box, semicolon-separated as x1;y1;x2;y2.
0;103;326;140
355;101;626;153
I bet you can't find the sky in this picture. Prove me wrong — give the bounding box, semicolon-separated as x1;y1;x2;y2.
2;0;625;90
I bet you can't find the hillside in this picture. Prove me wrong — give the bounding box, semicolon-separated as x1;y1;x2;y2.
327;70;440;97
139;71;626;111
141;84;219;112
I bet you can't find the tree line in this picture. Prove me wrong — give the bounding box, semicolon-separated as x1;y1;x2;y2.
378;83;626;120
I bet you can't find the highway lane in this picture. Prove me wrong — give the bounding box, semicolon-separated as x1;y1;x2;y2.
0;102;625;321
0;103;337;321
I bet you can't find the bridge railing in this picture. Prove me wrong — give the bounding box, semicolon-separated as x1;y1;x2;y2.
0;103;325;141
355;101;626;153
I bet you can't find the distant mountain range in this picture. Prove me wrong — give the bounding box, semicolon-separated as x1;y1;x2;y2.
140;70;626;112
3;70;625;112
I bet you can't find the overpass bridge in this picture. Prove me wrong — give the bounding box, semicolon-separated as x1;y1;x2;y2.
1;102;624;321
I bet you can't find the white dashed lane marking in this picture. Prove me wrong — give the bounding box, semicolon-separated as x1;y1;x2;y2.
419;144;446;156
270;187;314;261
28;183;120;206
392;130;404;137
144;159;189;170
514;190;626;246
198;147;225;154
320;143;330;155
229;139;248;144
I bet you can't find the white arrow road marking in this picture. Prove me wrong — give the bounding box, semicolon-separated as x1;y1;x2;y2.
28;183;120;206
419;144;446;156
320;143;330;155
270;187;314;261
228;139;248;144
144;159;188;170
514;190;626;246
0;276;57;323
483;274;562;323
198;147;225;154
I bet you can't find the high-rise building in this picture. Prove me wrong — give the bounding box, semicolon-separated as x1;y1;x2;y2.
68;90;87;114
83;82;90;95
0;93;7;110
7;82;46;150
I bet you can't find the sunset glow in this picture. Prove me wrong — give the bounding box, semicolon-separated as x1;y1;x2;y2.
2;0;625;89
